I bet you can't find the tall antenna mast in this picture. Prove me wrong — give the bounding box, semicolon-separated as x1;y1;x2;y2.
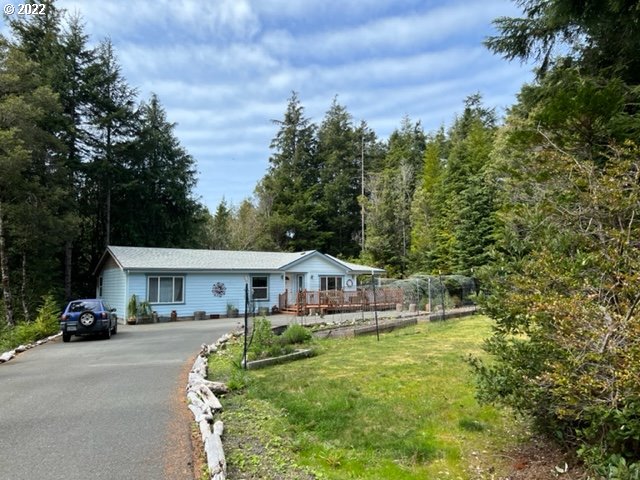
360;131;365;254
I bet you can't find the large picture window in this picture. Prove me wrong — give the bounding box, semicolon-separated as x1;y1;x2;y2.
148;276;184;303
320;276;343;291
251;276;268;301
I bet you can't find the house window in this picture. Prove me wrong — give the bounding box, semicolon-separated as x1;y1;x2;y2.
320;276;343;291
97;276;103;297
148;276;184;303
251;276;268;301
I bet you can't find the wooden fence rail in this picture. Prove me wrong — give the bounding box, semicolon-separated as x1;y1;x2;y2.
279;288;403;315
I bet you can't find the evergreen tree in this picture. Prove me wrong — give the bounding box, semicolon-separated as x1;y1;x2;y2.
486;0;640;81
260;92;325;251
112;94;204;248
410;129;446;271
316;98;360;257
364;117;425;276
0;39;64;325
208;199;232;250
410;95;497;274
84;38;137;251
473;0;640;470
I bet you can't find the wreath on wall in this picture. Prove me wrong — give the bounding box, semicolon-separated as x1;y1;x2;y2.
211;282;226;297
346;279;354;287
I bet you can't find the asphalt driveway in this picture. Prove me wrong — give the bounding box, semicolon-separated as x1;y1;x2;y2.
0;318;266;480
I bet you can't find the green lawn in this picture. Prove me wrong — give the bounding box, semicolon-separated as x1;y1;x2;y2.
209;316;525;479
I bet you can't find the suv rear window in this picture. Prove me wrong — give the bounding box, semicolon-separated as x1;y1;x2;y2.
69;301;101;312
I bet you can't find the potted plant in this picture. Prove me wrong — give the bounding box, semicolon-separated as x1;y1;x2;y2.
138;300;153;324
226;303;239;318
127;294;139;325
126;295;154;324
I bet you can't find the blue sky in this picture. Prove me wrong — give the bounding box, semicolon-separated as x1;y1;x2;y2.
5;0;533;211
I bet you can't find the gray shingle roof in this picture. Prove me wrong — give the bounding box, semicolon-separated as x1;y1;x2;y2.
106;246;316;271
325;254;385;274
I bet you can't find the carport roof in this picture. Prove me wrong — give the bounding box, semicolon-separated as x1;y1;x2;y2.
97;246;384;275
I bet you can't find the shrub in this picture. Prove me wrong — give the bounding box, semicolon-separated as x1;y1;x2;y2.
0;295;60;351
248;317;279;361
247;318;308;360
279;323;311;346
471;133;640;472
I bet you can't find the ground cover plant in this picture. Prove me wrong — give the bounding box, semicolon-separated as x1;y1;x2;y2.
209;316;548;479
0;295;60;352
246;318;313;361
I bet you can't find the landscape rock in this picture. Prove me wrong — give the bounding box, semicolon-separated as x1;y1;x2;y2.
0;351;16;363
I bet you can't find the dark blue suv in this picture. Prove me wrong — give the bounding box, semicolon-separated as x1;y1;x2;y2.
60;299;118;343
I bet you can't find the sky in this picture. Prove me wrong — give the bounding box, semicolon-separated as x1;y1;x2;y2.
4;0;534;211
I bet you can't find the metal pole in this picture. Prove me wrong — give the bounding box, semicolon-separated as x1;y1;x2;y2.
243;283;249;369
372;270;379;341
439;273;446;321
361;133;365;254
428;277;432;313
360;282;365;323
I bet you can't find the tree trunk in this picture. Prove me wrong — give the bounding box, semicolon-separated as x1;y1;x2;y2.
105;184;111;247
21;252;29;322
64;240;72;300
0;202;15;327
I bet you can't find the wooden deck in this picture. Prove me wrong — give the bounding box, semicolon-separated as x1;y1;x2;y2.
278;288;403;315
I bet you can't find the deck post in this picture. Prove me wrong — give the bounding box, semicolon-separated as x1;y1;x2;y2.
243;283;249;369
371;270;379;341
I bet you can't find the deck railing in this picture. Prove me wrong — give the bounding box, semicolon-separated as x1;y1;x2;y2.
279;287;403;314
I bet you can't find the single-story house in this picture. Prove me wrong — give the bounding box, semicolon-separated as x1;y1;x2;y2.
94;246;385;320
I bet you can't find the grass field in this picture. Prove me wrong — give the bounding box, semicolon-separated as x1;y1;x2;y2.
208;316;526;479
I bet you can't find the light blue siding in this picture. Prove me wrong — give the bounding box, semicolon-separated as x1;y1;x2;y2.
98;266;126;320
97;249;364;321
290;254;357;291
123;271;285;317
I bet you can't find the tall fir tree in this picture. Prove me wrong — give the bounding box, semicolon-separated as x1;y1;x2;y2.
260;92;326;251
409;95;497;274
316;98;361;257
0;39;65;324
364;117;425;276
84;38;137;253
112;93;203;248
410;129;446;271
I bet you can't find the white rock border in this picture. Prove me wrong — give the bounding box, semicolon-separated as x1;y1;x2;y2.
187;332;240;480
0;333;62;364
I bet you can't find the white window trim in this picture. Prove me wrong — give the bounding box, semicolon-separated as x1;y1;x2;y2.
251;275;269;301
320;275;344;291
147;275;185;304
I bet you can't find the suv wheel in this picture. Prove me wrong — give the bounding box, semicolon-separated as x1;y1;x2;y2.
79;311;95;327
62;332;71;343
111;321;118;335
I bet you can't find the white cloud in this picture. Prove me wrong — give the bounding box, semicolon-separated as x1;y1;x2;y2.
31;0;533;208
59;0;260;41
